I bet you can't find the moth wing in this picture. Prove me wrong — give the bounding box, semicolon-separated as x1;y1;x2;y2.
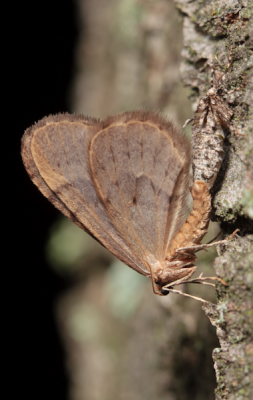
90;112;191;269
21;113;150;276
21;111;190;276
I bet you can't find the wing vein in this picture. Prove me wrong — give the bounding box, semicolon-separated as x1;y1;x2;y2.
57;123;76;182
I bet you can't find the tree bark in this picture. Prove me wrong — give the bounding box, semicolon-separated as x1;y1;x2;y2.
174;0;253;398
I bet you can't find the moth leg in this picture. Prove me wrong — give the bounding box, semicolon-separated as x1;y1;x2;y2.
176;229;239;253
161;273;223;303
161;273;227;303
183;273;227;286
183;118;193;128
159;181;233;300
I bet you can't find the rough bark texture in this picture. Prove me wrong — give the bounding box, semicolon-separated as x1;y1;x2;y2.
174;0;253;398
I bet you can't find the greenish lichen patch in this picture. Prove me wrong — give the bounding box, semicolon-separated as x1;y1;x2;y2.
240;189;253;219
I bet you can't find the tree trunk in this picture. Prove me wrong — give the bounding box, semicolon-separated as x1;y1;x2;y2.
174;0;253;398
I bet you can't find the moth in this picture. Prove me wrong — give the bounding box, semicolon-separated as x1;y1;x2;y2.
22;110;228;302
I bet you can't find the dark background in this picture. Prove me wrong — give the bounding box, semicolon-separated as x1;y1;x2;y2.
10;1;77;399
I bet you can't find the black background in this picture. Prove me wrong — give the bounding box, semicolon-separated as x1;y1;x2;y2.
9;1;78;398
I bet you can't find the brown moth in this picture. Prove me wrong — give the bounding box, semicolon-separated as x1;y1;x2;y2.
21;110;226;301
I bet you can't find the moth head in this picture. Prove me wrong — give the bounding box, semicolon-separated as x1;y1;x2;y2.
152;261;197;296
